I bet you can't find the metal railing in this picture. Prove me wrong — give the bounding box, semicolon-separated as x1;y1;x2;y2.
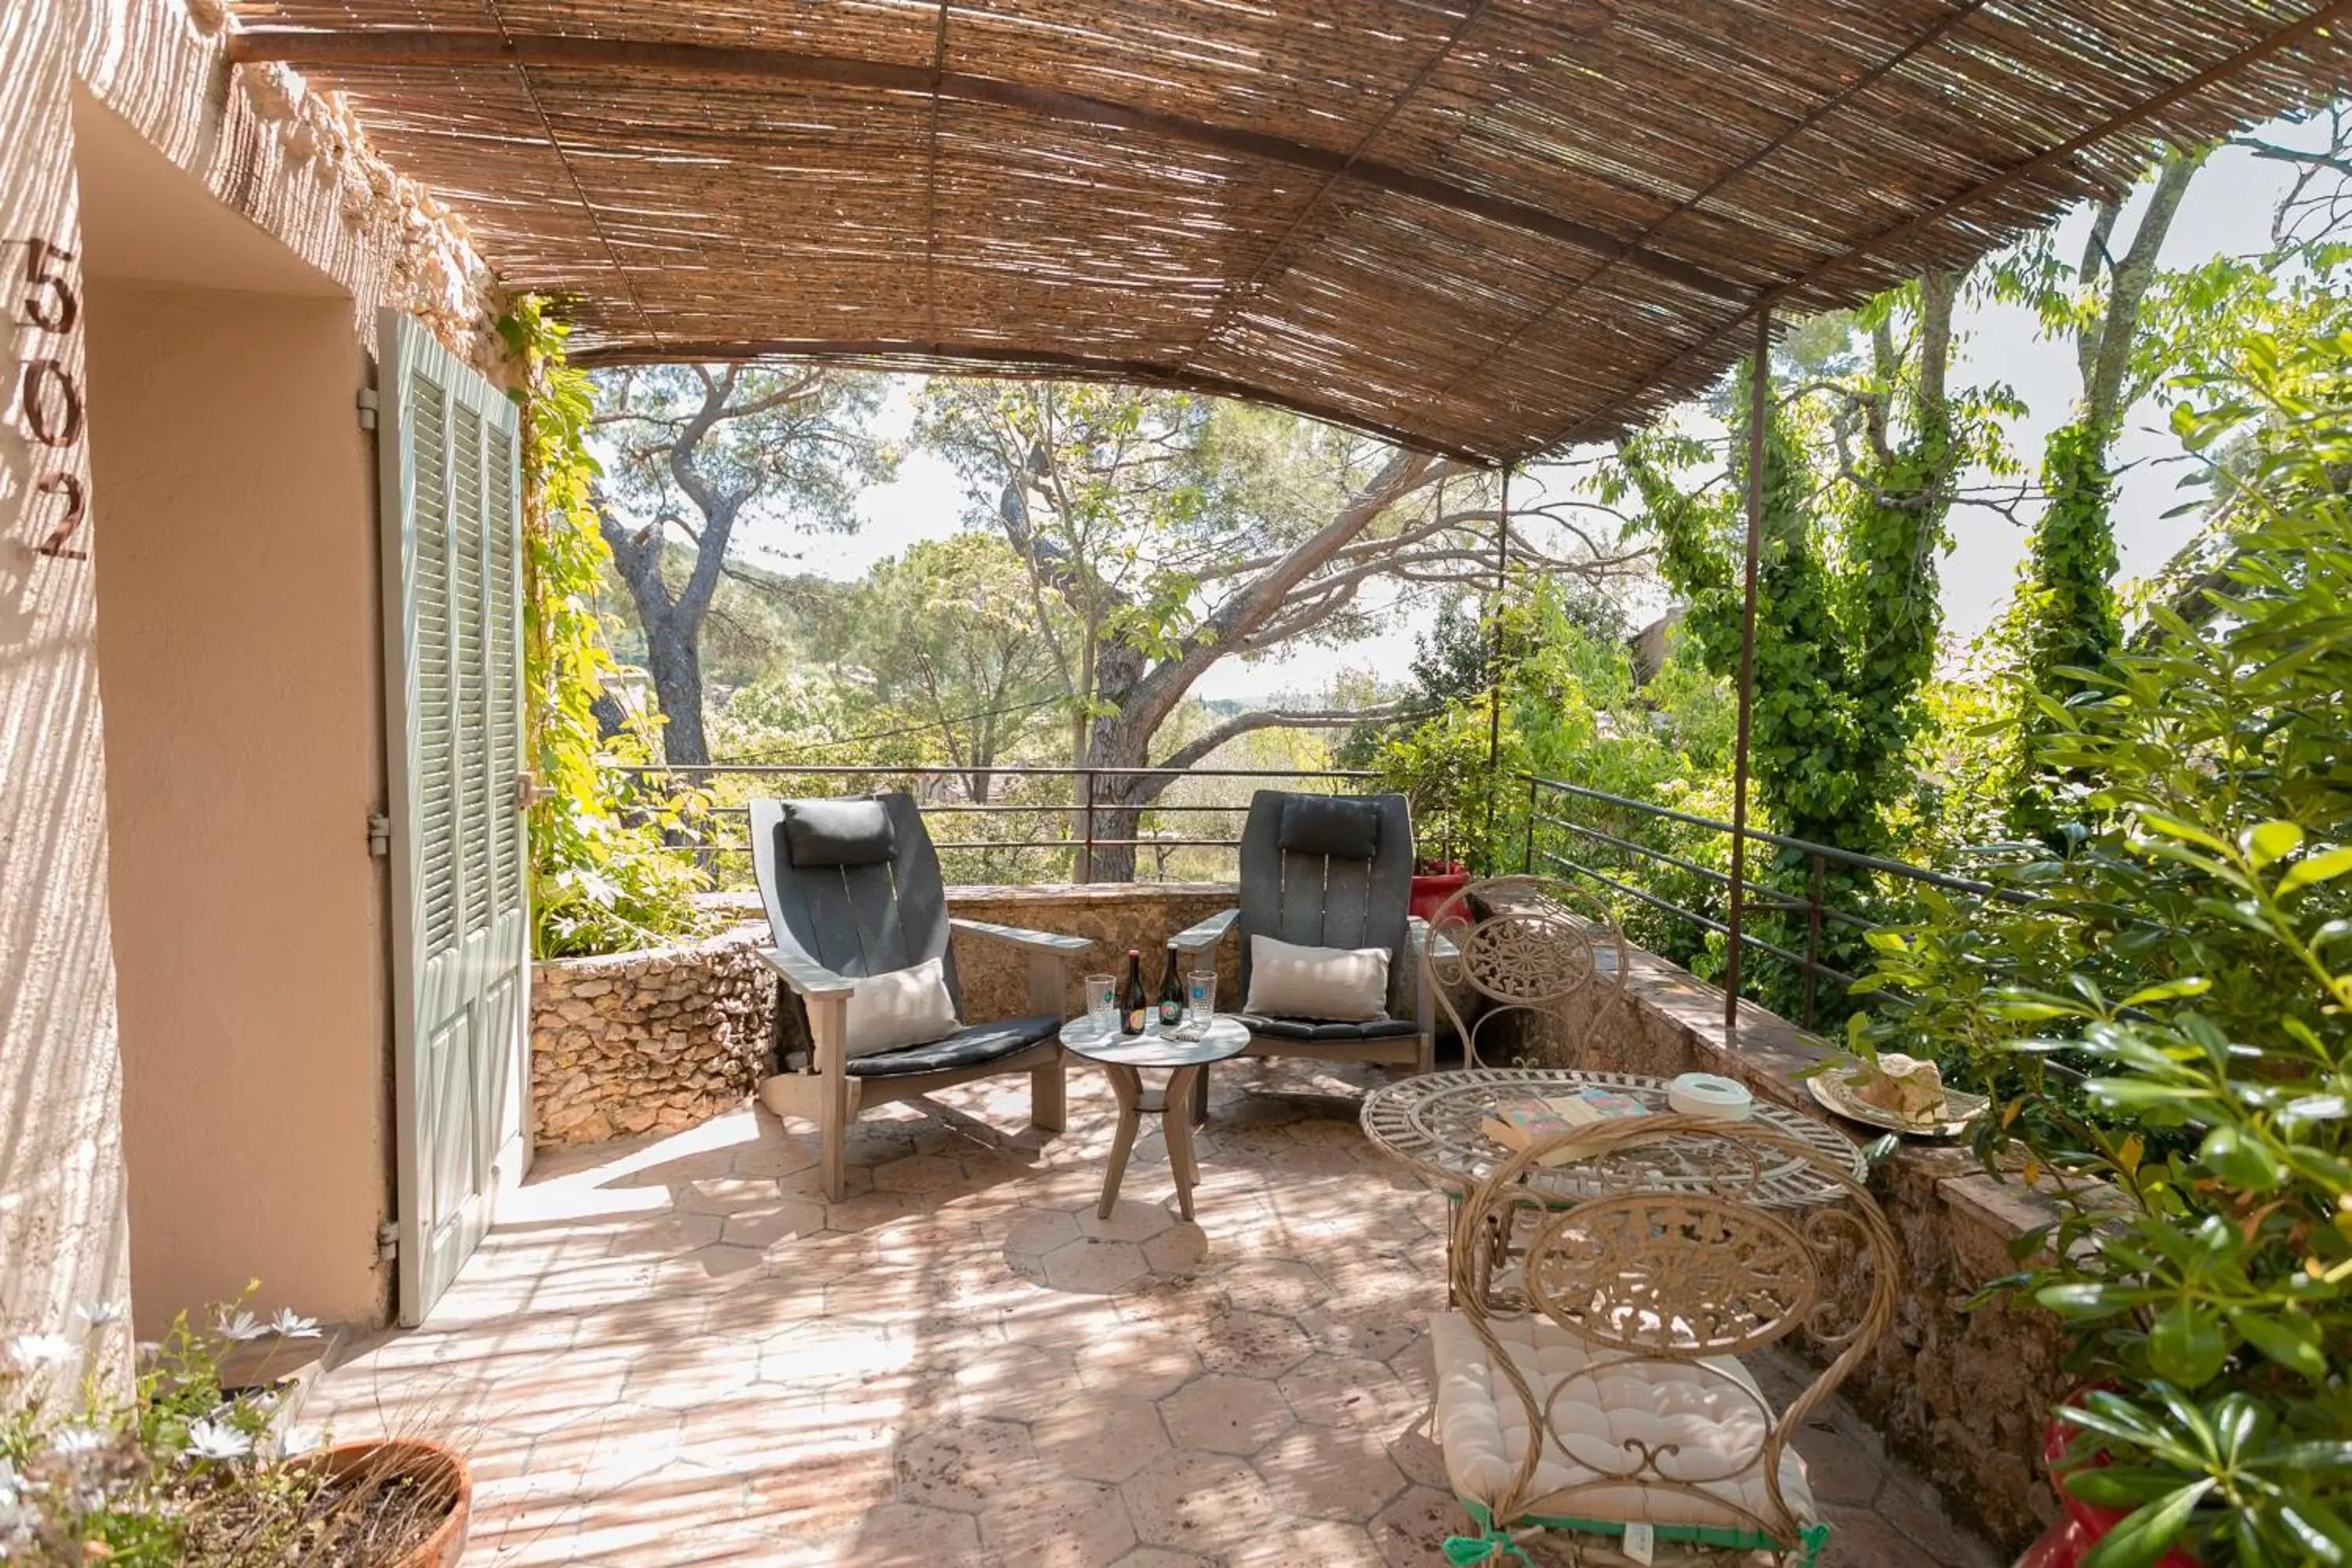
611;761;1377;885
1518;773;2027;1029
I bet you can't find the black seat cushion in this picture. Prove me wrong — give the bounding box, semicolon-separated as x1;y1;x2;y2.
843;1014;1060;1078
1276;794;1382;860
781;798;897;867
1236;1012;1421;1043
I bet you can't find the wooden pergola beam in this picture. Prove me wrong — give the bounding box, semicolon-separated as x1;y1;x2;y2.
225;27;1752;306
565;336;1497;463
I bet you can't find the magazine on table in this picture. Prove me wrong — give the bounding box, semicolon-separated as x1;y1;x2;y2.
1479;1087;1650;1163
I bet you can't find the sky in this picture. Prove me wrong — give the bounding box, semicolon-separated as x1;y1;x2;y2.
728;122;2319;705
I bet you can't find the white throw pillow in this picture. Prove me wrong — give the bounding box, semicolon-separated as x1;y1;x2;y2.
843;956;960;1057
1244;934;1391;1022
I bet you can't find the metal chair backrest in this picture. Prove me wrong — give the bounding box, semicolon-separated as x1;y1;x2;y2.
1425;874;1629;1067
1452;1116;1900;1542
1235;790;1414;1018
750;792;963;1013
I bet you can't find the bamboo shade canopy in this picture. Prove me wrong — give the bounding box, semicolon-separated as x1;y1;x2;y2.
227;1;2352;463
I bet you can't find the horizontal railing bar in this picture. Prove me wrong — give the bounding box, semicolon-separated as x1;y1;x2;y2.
1535;846;1859;985
1530;810;1815;912
1523;772;2029;902
681;800;1273;817
616;763;1376;780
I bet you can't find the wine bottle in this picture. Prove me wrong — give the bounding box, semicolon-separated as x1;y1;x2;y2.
1157;941;1185;1028
1121;949;1147;1035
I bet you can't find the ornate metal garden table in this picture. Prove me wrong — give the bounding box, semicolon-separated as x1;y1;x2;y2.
1359;1066;1864;1209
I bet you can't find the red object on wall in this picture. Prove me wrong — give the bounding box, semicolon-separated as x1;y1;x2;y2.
1409;869;1468;923
2016;1403;2200;1568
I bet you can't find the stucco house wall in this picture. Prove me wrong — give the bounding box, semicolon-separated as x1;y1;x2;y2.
0;0;498;1386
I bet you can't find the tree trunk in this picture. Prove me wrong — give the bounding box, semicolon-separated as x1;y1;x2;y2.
644;619;710;768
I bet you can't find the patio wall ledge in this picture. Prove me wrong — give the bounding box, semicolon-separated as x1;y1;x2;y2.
533;884;1249;1150
1562;949;2070;1554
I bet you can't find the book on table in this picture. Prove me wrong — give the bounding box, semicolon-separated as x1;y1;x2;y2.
1479;1088;1650;1164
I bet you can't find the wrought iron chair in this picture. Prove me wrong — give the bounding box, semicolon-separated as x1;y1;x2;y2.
1171;790;1435;1091
1424;875;1632;1069
750;793;1091;1200
1431;1117;1900;1566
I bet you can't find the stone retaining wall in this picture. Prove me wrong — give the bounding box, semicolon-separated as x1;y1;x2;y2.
533;885;1246;1149
531;929;775;1148
1541;954;2069;1552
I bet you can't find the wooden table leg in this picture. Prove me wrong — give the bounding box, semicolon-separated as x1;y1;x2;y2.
1098;1065;1143;1220
1162;1065;1204;1221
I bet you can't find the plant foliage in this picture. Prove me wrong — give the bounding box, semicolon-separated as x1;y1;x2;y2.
499;299;702;958
1855;314;2352;1566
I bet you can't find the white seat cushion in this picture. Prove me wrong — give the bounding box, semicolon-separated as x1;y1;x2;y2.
1430;1309;1814;1536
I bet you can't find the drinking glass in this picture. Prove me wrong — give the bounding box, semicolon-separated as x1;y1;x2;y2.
1083;974;1117;1033
1185;969;1218;1029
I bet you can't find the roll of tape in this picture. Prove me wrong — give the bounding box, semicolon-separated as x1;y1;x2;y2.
1668;1071;1754;1120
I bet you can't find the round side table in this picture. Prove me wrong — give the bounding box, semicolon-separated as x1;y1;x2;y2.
1061;1016;1250;1221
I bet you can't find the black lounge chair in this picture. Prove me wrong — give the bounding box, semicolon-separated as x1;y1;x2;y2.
1171;790;1434;1106
750;792;1091;1199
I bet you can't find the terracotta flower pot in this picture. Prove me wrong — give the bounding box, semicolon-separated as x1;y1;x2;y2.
2016;1399;2198;1568
1410;869;1469;922
292;1438;471;1568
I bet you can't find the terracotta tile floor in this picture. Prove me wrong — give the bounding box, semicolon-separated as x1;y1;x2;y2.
299;1060;2002;1567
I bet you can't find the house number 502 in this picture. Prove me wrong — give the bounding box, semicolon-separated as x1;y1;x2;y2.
14;238;87;561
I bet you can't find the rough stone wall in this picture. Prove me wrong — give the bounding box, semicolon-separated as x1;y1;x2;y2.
1541;950;2069;1553
945;884;1244;1022
532;927;777;1149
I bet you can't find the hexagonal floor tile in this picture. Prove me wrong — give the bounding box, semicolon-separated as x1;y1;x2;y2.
1121;1448;1279;1553
1042;1236;1150;1294
1278;1352;1420;1432
979;1476;1138;1566
1158;1372;1295;1456
1078;1197;1178;1243
1197;1309;1314;1379
872;1152;966;1193
1371;1483;1466;1568
1256;1424;1409;1521
836;1501;982;1566
1033;1392;1171;1484
1005;1207;1084;1256
896;1417;1038;1512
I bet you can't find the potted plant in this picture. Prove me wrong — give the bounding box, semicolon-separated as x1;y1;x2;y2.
1;1295;471;1565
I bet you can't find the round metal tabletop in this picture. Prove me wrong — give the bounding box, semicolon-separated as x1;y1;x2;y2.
1359;1066;1864;1208
1060;1014;1252;1070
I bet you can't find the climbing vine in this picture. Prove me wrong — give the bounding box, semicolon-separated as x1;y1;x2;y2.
2002;416;2123;834
499;298;702;957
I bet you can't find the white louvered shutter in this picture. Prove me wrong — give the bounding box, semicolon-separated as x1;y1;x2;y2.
379;309;530;1326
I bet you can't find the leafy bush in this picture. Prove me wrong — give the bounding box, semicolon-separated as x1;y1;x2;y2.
500;300;705;957
1853;321;2352;1566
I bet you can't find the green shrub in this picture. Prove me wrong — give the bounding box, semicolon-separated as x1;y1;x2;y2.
1853;321;2352;1566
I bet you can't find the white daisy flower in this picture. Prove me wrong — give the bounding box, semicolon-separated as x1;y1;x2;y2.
266;1308;321;1339
183;1418;253;1463
212;1309;267;1343
47;1425;107;1457
4;1333;76;1371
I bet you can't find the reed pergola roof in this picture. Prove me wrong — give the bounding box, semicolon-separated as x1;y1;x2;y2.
228;1;2352;464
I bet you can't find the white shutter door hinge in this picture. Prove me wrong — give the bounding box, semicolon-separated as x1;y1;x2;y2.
377;1221;399;1263
368;811;392;856
357;387;379;430
514;772;554;811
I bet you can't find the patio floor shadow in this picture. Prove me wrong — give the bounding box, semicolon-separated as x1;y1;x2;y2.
299;1059;2002;1567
